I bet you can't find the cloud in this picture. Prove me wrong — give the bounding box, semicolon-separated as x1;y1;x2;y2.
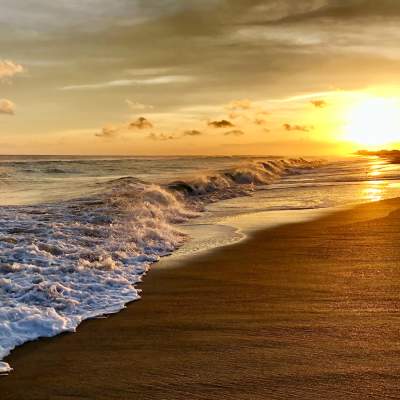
0;99;15;115
183;129;203;136
95;116;153;139
246;1;400;26
95;126;119;138
148;132;176;141
6;0;400;157
208;119;234;128
125;67;172;76
126;99;154;111
224;129;244;136
129;117;153;130
61;75;193;90
0;61;23;117
356;149;400;163
0;60;23;80
227;99;253;110
147;129;203;140
311;99;328;108
228;111;240;120
0;1;210;34
254;118;267;125
283;123;314;132
148;129;203;140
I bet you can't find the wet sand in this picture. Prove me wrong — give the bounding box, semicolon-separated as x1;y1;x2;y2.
2;197;400;399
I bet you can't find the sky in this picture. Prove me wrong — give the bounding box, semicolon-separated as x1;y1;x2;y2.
1;0;400;155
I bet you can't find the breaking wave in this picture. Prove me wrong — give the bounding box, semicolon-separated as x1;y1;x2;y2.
0;158;319;373
167;158;318;202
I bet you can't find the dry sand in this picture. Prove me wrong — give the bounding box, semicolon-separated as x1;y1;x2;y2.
2;197;400;399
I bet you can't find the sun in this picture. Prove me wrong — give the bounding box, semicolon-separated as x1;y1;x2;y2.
344;97;400;147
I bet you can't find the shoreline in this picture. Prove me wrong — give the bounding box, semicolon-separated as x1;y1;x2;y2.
2;197;400;399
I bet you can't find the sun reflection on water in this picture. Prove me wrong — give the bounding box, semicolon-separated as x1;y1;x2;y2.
367;159;386;178
363;161;386;201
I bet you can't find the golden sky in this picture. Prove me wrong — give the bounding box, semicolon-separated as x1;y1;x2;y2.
1;0;400;155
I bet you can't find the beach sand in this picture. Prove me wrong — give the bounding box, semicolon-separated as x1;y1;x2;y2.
2;197;400;399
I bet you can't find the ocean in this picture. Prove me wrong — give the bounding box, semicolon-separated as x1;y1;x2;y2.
1;155;400;373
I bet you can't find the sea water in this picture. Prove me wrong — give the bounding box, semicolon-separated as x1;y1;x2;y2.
0;155;399;373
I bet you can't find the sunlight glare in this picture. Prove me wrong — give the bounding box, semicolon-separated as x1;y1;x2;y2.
344;97;400;147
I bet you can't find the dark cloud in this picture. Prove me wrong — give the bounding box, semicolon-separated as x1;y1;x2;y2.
311;99;328;108
95;116;153;139
183;129;203;136
356;149;400;163
148;132;176;141
208;119;234;128
129;117;153;130
283;123;314;132
149;129;203;140
224;129;244;136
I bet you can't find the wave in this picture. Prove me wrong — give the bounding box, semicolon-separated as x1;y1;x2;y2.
44;167;69;174
167;158;320;201
0;158;319;373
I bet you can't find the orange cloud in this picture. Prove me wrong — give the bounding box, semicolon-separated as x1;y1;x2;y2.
227;99;252;110
129;117;153;130
310;100;327;108
95;116;154;139
95;126;119;138
183;130;203;136
148;132;176;141
224;129;244;136
208;119;234;128
283;123;314;132
254;118;267;126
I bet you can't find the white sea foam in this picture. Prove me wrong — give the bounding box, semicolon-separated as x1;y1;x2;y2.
0;158;319;373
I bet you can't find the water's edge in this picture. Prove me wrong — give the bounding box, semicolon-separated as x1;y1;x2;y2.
0;158;319;374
